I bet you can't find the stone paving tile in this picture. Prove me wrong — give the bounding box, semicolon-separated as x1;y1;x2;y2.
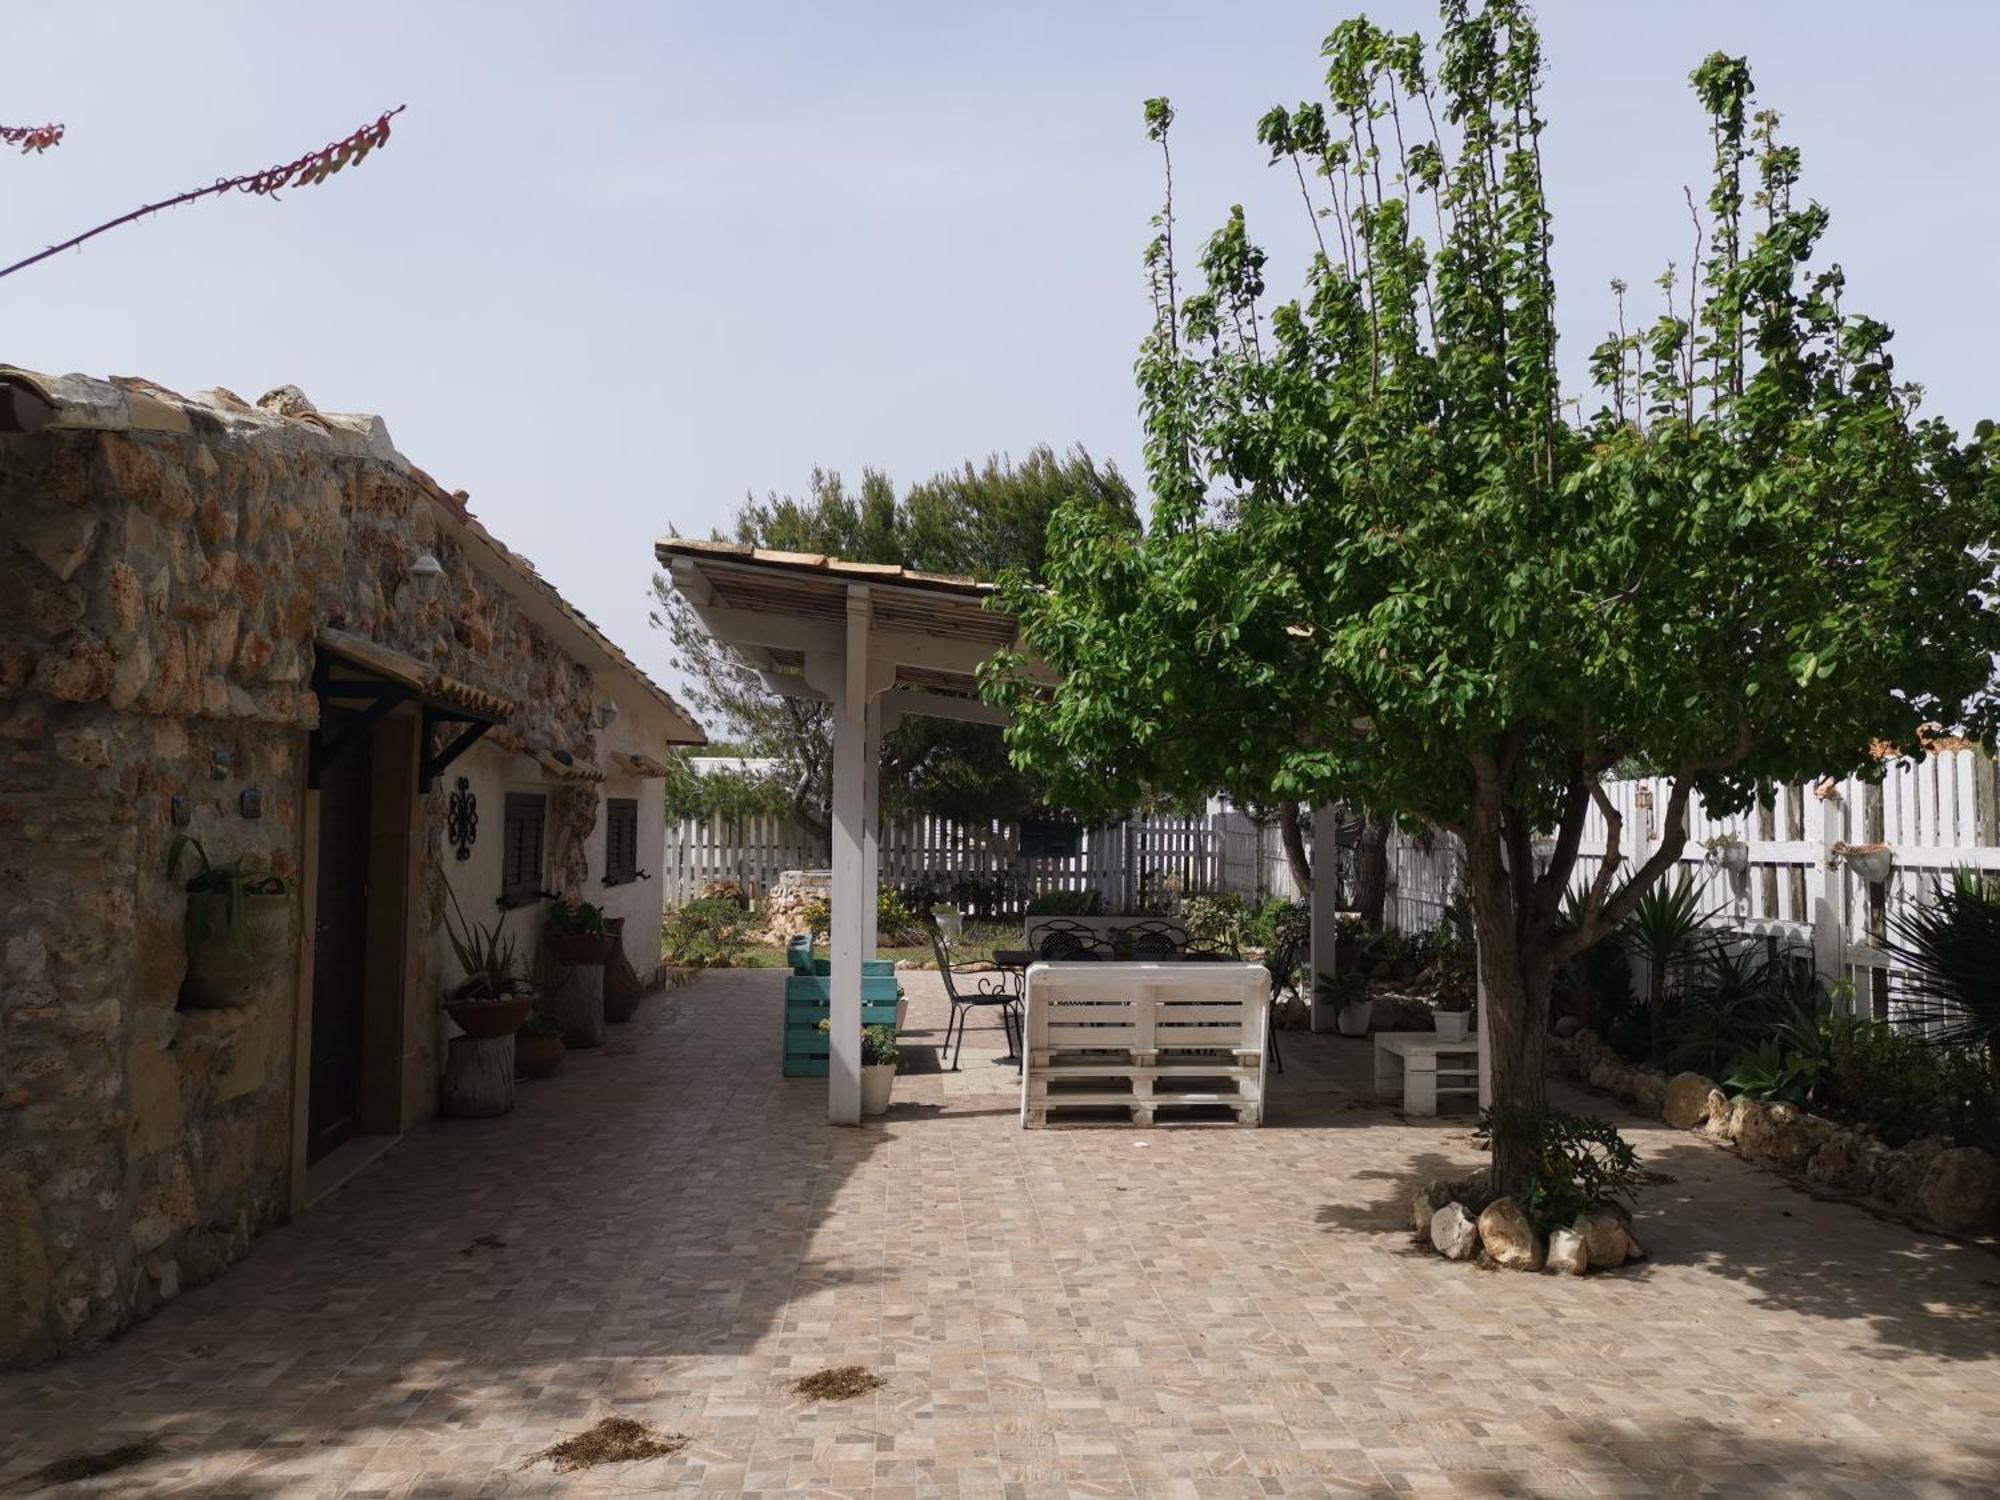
2;968;1998;1497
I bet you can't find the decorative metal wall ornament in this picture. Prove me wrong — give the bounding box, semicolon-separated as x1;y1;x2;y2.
447;776;478;862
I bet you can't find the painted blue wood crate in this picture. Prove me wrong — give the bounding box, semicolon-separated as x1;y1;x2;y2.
782;971;902;1077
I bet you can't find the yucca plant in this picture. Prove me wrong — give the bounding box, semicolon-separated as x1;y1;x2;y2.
444;886;524;1000
1623;874;1712;1064
1887;872;2000;1073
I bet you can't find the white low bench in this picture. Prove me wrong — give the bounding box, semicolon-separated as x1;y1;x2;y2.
1373;1031;1481;1116
1021;961;1268;1127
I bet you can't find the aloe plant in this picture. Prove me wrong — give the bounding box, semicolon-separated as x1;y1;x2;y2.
444;886;524;1000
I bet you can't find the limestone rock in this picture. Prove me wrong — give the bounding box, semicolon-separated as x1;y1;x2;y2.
30;632;116;703
1664;1071;1720;1129
1546;1227;1590;1276
1552;1015;1582;1039
1806;1130;1870;1191
1917;1147;2000;1234
1702;1088;1734;1138
1735;1099;1825;1171
1411;1180;1456;1243
1430;1202;1480;1261
1476;1197;1545;1271
19;508;101;582
1573;1206;1630;1269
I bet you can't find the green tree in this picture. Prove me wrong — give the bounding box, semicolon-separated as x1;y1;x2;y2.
654;447;1136;847
992;2;2000;1192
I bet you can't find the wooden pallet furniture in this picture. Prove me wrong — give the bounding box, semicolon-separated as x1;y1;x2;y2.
1372;1031;1480;1116
1020;961;1268;1127
781;934;901;1077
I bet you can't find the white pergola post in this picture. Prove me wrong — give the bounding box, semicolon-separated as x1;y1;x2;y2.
862;694;882;958
1308;802;1341;1031
826;588;873;1125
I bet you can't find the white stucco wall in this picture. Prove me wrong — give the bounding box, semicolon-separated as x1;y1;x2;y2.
433;738;561;996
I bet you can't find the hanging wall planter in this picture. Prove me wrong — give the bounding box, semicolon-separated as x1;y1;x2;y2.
167;835;292;1010
1834;842;1895;884
1704;835;1751;878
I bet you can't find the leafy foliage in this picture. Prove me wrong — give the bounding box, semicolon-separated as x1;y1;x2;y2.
991;2;2000;1190
654;448;1138;846
819;1021;901;1070
661;898;757;968
1474;1107;1645;1235
444;903;525;1000
1886;871;2000;1061
546;897;609;938
1024;889;1106;917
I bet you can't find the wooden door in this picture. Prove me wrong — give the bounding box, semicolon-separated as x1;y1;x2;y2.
309;709;373;1163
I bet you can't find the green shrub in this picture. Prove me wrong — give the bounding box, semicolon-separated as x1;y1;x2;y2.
1175;893;1248;951
1026;890;1105;917
661;898;755;968
795;891;926;945
1244;896;1308;951
1816;1019;1953;1147
1474;1106;1644;1236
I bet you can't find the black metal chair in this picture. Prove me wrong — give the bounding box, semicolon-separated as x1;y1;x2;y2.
1033;919;1113;960
1260;935;1307;1076
929;919;1021;1070
1115;919;1184;961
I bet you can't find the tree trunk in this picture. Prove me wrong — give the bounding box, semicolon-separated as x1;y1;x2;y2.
1355;809;1390;929
442;1035;516;1118
1462;818;1553;1198
1278;801;1313;896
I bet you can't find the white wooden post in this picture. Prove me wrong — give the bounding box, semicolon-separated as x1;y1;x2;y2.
826;588;871;1125
862;694;881;958
1810;788;1847;1005
1308;802;1341;1032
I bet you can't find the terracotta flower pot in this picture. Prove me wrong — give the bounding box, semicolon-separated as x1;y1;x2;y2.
181;892;291;1009
445;994;534;1040
546;931;616;966
515;1032;565;1079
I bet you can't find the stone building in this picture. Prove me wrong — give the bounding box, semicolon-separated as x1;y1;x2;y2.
0;367;704;1365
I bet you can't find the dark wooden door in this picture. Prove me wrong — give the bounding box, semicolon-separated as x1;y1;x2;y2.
309;709;373;1163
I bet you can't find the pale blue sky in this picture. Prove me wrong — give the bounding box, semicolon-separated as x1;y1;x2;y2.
7;3;1997;697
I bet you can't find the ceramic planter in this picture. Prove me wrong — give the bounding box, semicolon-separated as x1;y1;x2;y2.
1336;999;1372;1037
1844;845;1895;884
180;892;290;1009
602;916;643;1020
444;993;534;1040
861;1063;895;1116
1434;1010;1472;1043
545;931;616;966
895;995;910;1034
515;1032;565;1079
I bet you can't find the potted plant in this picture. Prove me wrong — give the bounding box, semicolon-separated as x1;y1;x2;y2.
546;896;616;965
1704;833;1751;877
443;897;535;1039
166;834;292;1009
515;1011;566;1080
819;1020;900;1115
601;915;644;1022
1319;970;1372;1037
1433;985;1474;1043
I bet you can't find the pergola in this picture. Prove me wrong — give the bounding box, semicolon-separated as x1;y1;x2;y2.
658;538;1353;1124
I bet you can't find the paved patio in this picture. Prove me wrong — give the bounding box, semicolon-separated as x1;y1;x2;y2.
3;969;1997;1498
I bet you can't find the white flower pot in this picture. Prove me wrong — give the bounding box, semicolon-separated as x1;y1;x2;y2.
1434;1010;1472;1043
861;1063;895;1116
895;996;909;1034
1337;999;1371;1037
1846;847;1895;884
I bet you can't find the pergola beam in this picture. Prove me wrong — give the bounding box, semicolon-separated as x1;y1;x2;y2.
880;687;1010;729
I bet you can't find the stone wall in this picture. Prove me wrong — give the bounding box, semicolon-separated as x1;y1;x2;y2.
0;378;631;1365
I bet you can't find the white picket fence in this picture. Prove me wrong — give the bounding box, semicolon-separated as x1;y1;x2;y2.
1380;747;2000;1021
665;807;1310;911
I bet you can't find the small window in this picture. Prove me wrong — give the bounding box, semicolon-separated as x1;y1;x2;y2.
500;793;546;907
604;797;639;887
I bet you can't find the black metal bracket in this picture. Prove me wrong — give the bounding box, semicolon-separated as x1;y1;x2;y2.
419;707;496;792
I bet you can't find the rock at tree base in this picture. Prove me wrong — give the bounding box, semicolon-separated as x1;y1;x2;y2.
1410;1181;1456;1243
1430;1202;1480;1261
1664;1071;1719;1129
1918;1146;2000;1234
1573;1206;1629;1268
1476;1197;1544;1271
1546;1227;1589;1276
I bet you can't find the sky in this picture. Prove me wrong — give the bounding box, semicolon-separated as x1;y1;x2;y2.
7;2;1998;710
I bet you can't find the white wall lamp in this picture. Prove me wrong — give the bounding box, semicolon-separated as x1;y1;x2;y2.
410;552;445;602
594;699;619;730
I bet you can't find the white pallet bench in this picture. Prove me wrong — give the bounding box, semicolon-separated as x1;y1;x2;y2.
1373;1031;1481;1117
1021;961;1269;1128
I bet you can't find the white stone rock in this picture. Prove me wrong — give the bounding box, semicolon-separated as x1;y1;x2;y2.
1476;1197;1545;1272
1573;1206;1629;1268
1546;1227;1590;1276
1430;1202;1480;1261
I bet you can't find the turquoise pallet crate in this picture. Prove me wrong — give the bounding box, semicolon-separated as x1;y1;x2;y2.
782;972;902;1077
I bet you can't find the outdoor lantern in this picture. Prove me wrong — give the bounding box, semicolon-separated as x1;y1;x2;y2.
595;699;619;730
410;552;445;601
